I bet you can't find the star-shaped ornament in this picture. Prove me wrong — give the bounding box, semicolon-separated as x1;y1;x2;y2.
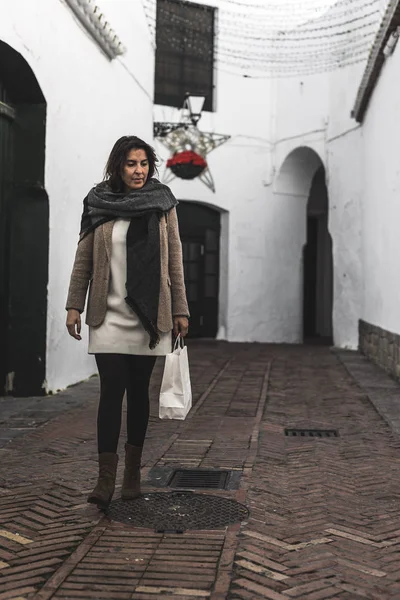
154;108;230;192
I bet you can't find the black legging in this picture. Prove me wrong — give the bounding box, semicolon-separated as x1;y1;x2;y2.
95;354;157;454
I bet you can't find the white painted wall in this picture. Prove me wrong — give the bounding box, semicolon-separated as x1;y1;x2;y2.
1;0;155;391
152;0;372;348
359;42;400;335
154;57;276;342
268;34;400;350
268;61;367;348
327;128;364;348
151;0;377;349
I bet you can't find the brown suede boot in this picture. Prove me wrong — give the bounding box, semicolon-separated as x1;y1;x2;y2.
87;453;118;509
121;443;142;500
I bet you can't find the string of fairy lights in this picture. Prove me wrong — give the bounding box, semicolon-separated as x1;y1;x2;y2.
141;0;392;77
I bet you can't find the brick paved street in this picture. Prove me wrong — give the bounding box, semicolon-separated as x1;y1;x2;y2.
1;342;400;599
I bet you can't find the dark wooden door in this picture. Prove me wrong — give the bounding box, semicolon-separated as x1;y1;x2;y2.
182;238;204;337
177;203;220;338
0;42;48;396
8;104;49;396
0;86;15;394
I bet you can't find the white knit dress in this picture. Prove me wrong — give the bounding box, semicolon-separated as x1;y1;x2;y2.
88;219;172;356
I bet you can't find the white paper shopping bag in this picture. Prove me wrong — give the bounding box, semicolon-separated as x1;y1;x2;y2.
159;335;192;420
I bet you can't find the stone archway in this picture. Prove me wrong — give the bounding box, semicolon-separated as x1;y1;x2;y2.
274;146;333;344
275;146;323;197
0;41;48;396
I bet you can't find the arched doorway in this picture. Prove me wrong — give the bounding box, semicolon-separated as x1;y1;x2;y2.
176;202;220;338
274;146;333;344
0;41;48;396
303;166;333;343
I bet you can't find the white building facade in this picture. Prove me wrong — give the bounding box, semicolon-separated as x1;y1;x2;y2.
266;0;400;373
1;0;155;394
2;0;399;395
153;0;398;355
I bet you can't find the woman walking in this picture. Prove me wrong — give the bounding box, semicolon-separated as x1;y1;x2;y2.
66;136;189;509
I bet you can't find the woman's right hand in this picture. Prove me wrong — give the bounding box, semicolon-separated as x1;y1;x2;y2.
66;309;82;341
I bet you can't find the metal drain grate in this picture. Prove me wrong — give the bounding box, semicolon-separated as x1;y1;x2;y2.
147;466;242;491
107;491;249;532
168;469;229;490
285;428;339;438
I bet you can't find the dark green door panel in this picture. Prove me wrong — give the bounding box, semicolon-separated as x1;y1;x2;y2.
176;202;220;338
0;43;48;396
0;95;15;394
7;104;48;396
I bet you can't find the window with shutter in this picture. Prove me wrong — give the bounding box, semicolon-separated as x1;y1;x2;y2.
155;0;215;111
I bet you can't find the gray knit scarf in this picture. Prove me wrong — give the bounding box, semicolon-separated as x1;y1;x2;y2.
80;178;178;349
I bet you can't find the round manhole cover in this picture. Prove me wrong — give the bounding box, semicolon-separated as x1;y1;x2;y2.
107;492;249;530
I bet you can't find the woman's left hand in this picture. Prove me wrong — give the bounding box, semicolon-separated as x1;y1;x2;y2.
174;316;189;338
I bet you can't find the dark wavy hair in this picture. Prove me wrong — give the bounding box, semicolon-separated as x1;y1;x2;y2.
104;135;159;192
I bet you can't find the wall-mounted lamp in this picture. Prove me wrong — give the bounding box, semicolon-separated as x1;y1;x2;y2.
184;93;206;126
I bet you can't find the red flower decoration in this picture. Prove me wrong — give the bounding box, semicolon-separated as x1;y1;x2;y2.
167;151;207;180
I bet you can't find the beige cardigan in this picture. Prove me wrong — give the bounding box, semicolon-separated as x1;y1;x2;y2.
66;208;189;333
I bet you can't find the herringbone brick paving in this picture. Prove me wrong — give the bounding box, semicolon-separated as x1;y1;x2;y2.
1;342;400;599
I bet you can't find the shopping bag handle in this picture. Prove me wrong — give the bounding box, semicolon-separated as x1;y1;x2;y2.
173;334;185;351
